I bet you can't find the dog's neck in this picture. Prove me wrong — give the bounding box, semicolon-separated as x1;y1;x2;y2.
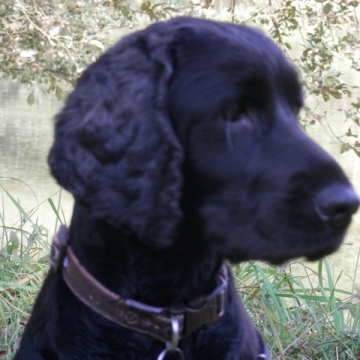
66;202;222;308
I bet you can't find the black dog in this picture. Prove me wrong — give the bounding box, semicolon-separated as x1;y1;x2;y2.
15;17;359;360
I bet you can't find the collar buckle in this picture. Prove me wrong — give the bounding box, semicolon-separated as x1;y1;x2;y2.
175;274;227;338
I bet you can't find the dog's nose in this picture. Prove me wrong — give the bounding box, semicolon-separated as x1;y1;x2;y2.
315;185;360;227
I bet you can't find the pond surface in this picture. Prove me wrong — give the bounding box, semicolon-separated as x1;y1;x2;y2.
0;81;73;240
0;79;359;293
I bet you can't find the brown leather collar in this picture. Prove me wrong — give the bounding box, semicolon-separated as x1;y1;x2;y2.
50;225;228;344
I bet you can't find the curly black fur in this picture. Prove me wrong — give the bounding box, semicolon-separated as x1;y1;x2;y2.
14;17;358;360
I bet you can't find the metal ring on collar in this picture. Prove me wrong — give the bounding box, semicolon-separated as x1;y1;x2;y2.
157;347;185;360
157;316;185;360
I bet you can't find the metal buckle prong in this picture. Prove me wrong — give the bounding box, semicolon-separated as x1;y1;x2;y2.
169;315;181;350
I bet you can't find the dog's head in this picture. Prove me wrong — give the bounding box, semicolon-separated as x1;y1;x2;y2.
48;17;359;264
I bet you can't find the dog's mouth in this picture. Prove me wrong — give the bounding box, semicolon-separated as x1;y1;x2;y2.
209;205;353;265
249;197;355;264
270;230;345;264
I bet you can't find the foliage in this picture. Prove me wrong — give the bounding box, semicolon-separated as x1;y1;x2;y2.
244;0;360;155
203;0;360;155
233;260;360;359
0;0;182;103
1;0;360;155
0;181;67;359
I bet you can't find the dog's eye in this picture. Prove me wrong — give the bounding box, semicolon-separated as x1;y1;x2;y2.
223;106;247;122
229;112;247;122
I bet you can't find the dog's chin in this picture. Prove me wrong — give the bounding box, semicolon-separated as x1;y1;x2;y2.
226;252;296;265
304;243;341;261
269;243;342;264
224;234;344;265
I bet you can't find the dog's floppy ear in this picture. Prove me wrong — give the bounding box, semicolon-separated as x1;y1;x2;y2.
48;25;183;247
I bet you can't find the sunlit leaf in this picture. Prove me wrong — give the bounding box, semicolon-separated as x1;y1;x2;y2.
27;91;35;105
323;3;333;15
55;86;63;100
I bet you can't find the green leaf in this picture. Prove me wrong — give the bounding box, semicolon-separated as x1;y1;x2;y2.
55;86;63;100
330;91;342;99
27;91;35;105
340;143;350;153
163;7;180;12
120;6;131;19
289;18;298;27
9;231;19;248
7;230;20;254
323;3;333;15
351;102;360;109
322;92;330;102
39;254;50;263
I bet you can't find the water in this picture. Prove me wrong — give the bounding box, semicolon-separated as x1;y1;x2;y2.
0;76;359;292
0;81;73;237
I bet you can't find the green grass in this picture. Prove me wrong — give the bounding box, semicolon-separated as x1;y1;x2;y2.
0;186;359;360
233;261;360;359
0;181;66;359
